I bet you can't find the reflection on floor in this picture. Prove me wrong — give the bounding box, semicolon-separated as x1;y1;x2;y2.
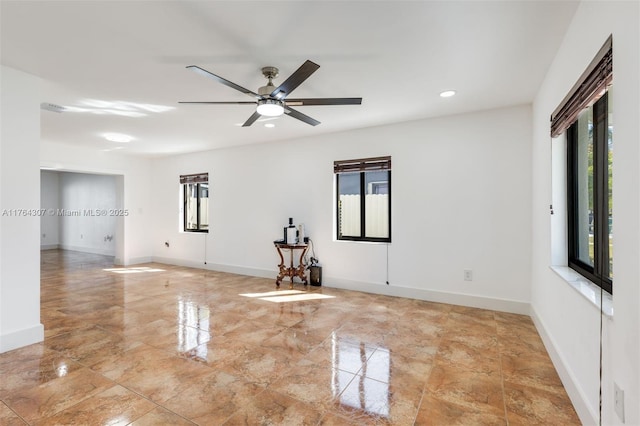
0;249;580;425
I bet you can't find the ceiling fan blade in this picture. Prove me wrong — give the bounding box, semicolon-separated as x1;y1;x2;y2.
242;111;262;127
285;98;362;106
284;106;320;126
186;65;262;100
270;60;320;99
179;101;257;105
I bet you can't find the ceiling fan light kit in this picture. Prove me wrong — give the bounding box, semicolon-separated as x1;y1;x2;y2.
180;60;362;127
256;99;284;117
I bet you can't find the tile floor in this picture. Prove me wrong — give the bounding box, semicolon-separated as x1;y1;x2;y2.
0;249;580;425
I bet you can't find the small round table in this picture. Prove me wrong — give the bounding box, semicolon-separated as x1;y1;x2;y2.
274;242;308;288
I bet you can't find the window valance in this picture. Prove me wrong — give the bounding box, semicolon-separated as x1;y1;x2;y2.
334;156;391;174
179;173;208;184
550;35;612;138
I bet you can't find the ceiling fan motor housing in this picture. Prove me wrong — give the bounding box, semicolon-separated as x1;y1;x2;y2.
258;84;275;96
259;66;279;96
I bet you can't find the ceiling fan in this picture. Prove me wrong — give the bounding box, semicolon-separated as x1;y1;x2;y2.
179;60;362;127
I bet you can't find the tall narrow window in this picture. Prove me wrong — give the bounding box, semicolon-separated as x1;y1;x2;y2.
552;35;612;293
180;173;209;233
334;156;391;242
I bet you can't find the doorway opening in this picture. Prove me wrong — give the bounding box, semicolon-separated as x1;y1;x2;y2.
40;170;125;264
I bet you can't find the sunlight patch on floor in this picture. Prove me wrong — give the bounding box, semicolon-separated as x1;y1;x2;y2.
239;289;335;303
103;266;166;274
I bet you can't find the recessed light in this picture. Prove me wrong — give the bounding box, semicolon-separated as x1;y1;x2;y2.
264;123;275;128
103;133;133;143
440;90;456;98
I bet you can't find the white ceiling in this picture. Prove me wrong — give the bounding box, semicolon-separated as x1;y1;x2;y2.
1;1;579;157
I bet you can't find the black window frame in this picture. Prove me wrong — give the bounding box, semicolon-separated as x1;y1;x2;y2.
566;94;612;293
180;173;209;233
334;156;391;243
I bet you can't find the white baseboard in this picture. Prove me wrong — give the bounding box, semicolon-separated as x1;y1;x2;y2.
0;324;44;353
324;275;530;315
60;244;115;256
151;256;528;315
152;256;214;270
151;256;275;279
530;305;596;425
125;256;153;266
40;244;60;250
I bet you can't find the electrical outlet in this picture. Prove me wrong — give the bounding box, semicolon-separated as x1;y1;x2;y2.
614;382;625;422
464;269;473;281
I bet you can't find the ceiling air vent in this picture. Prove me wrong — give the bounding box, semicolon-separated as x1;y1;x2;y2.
40;102;66;113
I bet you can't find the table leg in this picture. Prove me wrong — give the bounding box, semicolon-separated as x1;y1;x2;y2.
275;246;286;287
297;246;309;286
289;249;295;289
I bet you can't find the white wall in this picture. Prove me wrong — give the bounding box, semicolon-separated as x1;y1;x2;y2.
0;66;44;353
40;142;153;265
40;170;60;249
151;104;532;314
58;172;118;256
531;1;639;425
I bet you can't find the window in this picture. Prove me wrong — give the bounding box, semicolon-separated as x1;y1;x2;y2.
334;156;391;242
567;93;612;293
551;35;612;293
180;173;209;233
